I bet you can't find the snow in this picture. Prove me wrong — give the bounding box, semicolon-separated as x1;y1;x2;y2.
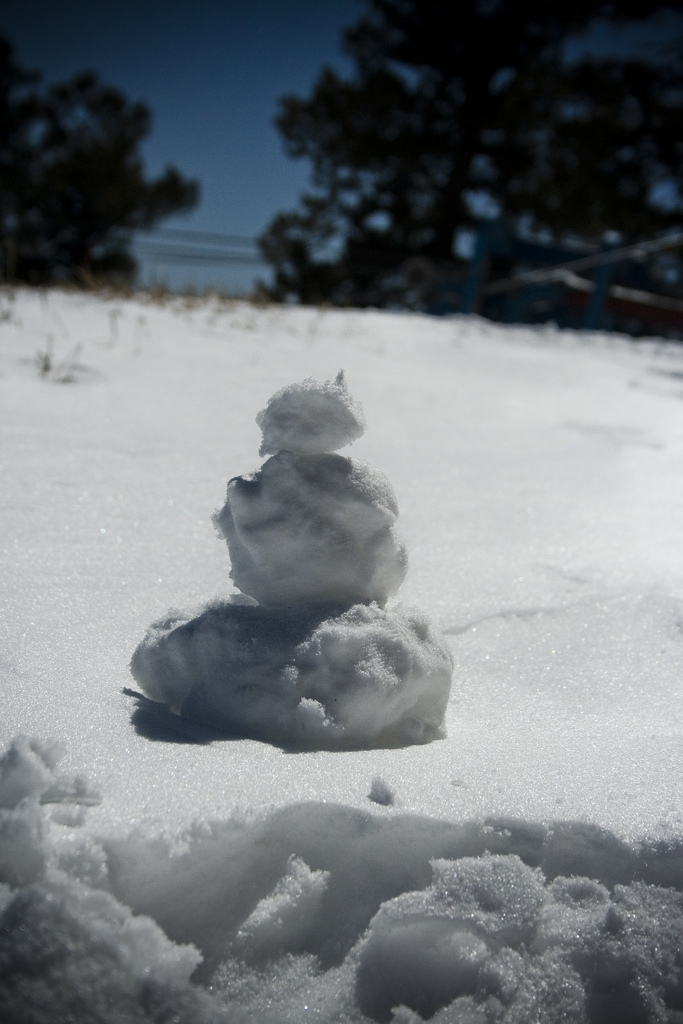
1;287;683;1020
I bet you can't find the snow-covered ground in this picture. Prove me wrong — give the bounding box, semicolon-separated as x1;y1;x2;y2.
1;288;682;1022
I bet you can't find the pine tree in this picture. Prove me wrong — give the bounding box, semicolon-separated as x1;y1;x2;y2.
0;36;198;285
261;0;683;306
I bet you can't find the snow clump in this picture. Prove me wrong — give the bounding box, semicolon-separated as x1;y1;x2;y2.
368;776;395;806
0;734;100;810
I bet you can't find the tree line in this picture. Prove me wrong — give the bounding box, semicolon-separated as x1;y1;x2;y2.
260;0;683;306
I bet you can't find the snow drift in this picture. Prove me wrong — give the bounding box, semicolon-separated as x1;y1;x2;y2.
131;374;452;748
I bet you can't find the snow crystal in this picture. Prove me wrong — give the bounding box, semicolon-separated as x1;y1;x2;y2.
256;370;366;456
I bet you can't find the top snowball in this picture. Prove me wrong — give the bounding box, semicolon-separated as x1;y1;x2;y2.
256;371;366;456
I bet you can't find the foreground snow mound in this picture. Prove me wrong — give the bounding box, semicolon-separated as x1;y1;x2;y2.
111;804;683;1024
1;736;682;1024
132;374;451;749
130;600;453;749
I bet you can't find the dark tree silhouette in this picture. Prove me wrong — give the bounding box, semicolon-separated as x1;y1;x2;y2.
261;0;683;305
0;36;198;285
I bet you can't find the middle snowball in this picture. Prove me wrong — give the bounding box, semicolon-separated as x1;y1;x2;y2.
214;451;408;607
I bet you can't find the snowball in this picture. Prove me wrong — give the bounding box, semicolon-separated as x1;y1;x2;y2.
130;600;453;749
214;450;407;607
294;603;452;746
256;370;366;456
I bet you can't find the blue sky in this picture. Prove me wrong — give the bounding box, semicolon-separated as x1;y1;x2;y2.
2;1;359;292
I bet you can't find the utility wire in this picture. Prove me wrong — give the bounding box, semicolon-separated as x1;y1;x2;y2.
134;226;267;266
135;245;267;266
138;227;259;246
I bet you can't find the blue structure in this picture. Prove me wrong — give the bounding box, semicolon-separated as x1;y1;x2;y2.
422;220;683;337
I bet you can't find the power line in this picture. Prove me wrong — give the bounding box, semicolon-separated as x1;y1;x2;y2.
137;226;259;247
134;245;267;266
134;226;267;267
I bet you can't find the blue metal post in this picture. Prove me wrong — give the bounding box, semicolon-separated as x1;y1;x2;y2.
583;260;612;330
461;224;490;314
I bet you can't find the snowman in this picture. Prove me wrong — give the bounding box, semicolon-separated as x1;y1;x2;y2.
131;373;452;749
